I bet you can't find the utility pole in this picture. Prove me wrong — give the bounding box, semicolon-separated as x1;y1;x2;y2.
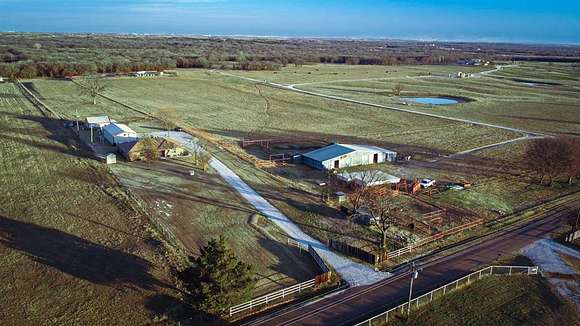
407;262;419;316
75;107;80;132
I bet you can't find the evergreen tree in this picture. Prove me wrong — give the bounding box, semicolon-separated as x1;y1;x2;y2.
179;237;256;315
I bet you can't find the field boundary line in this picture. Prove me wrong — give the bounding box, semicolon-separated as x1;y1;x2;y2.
15;79;62;119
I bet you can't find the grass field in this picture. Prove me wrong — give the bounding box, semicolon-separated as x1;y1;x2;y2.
28;69;519;157
111;158;320;296
291;64;580;135
21;62;579;259
0;83;181;324
388;276;579;326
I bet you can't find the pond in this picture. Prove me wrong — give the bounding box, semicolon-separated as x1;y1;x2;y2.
512;78;561;87
402;97;460;105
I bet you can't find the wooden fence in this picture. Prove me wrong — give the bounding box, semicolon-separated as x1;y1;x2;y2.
377;218;484;263
330;218;485;266
329;239;376;265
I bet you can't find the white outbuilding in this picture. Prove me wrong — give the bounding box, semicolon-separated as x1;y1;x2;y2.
337;171;401;187
86;116;115;129
302;143;397;170
103;123;138;145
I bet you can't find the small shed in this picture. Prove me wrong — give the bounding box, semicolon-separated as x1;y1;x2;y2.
103;123;138;145
0;76;4;83
157;138;188;158
105;153;117;164
302;143;397;170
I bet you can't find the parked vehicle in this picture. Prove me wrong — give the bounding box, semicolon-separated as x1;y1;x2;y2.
420;178;436;188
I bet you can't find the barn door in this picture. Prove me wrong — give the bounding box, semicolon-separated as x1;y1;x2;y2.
334;160;340;169
373;153;379;164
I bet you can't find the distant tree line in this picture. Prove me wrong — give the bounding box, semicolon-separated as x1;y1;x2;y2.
2;33;578;78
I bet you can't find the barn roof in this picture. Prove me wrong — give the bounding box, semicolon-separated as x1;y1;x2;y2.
302;143;396;162
103;123;136;136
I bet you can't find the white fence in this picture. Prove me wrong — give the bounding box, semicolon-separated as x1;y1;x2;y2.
354;265;539;326
229;278;317;317
228;238;332;318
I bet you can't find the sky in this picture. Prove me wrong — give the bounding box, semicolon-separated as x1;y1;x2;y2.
1;0;579;44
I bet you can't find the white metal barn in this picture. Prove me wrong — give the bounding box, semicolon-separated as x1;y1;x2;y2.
302;143;397;170
103;123;138;145
86;116;115;129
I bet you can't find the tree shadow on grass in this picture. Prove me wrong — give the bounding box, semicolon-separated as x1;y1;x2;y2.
0;215;167;291
144;294;228;325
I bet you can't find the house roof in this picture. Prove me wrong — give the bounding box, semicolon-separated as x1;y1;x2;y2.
117;140;139;156
302;143;396;162
103;123;136;136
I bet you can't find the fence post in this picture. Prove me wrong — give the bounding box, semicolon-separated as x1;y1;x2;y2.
430;291;433;301
282;288;285;298
386;310;389;322
490;266;494;275
509;266;512;275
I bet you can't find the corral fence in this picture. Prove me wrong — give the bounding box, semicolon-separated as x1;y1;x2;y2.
228;239;332;319
354;265;540;326
377;218;484;264
330;219;484;266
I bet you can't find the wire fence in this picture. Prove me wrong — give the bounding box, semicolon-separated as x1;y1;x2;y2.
354;265;539;326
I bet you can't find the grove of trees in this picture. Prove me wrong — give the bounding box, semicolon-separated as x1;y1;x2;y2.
524;136;580;186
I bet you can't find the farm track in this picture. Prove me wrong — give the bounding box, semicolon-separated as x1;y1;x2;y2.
218;65;545;141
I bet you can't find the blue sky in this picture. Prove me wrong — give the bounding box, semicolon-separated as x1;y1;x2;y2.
1;0;579;44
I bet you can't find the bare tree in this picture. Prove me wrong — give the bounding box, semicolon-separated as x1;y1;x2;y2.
392;83;403;96
77;76;108;105
364;191;406;249
525;137;576;186
562;136;580;184
157;107;178;132
346;170;384;218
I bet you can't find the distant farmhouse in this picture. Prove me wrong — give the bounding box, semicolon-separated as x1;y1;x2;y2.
457;58;491;66
103;123;138;145
449;71;471;79
86;116;115;129
118;137;188;162
128;71;163;77
0;76;4;83
301;143;397;170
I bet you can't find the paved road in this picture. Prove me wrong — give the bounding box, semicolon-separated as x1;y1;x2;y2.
244;206;576;326
153;131;388;286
